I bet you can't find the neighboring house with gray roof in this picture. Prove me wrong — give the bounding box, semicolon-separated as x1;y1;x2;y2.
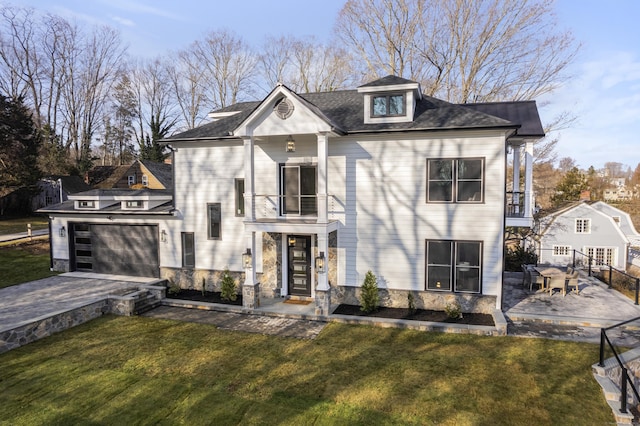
40;75;543;315
32;176;92;210
536;201;633;269
87;160;172;190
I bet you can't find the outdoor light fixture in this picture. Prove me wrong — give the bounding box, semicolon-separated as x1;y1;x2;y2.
288;236;296;246
286;135;295;152
242;248;252;269
59;226;66;238
160;229;167;243
315;251;326;273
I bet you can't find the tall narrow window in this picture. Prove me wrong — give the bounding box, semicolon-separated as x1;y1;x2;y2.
280;164;317;215
141;175;149;186
182;232;195;268
128;175;136;186
426;240;482;293
207;203;221;239
427;158;484;203
235;179;245;216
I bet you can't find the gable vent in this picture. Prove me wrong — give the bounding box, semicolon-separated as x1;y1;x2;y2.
274;97;294;120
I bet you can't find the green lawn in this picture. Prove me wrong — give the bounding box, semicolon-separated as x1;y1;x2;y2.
0;241;57;288
0;316;613;425
0;216;48;235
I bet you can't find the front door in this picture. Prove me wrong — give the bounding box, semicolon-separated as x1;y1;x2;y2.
287;235;312;296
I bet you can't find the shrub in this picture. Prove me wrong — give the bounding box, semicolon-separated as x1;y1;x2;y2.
360;270;379;313
220;269;237;302
505;245;537;271
444;301;462;319
407;292;416;314
167;280;181;296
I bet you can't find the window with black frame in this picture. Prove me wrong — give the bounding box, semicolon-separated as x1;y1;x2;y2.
182;232;195;268
427;158;484;203
207;203;221;239
426;240;482;293
371;94;405;117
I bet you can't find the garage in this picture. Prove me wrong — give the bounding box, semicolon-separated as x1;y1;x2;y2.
71;223;160;277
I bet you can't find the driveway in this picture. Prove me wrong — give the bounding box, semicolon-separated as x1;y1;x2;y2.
0;273;150;332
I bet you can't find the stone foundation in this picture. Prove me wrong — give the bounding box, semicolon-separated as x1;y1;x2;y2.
333;286;496;315
52;258;70;272
160;267;245;298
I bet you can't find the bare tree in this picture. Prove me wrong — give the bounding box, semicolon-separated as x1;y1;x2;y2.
336;0;578;103
167;48;209;130
131;58;178;161
191;29;256;109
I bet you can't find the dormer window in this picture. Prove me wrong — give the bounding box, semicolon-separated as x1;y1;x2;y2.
372;94;405;117
125;200;143;209
78;200;94;208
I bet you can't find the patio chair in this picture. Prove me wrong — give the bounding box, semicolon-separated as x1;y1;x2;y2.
548;275;567;297
522;264;531;287
530;271;545;291
566;271;580;294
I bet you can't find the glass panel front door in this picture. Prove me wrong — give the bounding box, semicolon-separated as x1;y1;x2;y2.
288;235;311;296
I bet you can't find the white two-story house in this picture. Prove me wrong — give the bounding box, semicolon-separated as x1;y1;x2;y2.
40;76;543;315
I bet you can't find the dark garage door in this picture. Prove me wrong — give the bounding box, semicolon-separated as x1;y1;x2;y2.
72;224;159;277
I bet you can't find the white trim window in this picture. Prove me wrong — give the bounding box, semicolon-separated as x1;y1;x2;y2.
585;247;616;267
141;175;149;186
575;218;591;233
128;175;136;186
553;245;571;256
371;93;405;117
425;240;482;293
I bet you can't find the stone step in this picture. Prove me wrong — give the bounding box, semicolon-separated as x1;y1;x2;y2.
134;293;160;315
594;347;640;376
593;369;639;424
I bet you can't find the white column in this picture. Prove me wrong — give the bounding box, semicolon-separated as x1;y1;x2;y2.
524;140;534;219
512;145;521;214
316;132;328;224
316;232;329;291
243;137;255;222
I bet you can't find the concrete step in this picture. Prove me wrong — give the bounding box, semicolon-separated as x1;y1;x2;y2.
133;292;160;315
593;369;639;424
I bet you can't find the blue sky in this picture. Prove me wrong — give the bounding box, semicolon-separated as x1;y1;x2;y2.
9;0;640;171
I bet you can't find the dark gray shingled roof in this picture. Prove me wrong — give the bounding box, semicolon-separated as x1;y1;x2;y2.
358;75;418;87
462;101;545;137
164;78;544;142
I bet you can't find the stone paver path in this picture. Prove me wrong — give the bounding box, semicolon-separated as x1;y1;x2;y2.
142;305;327;339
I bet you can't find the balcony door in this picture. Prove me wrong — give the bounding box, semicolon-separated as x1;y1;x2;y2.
280;164;317;216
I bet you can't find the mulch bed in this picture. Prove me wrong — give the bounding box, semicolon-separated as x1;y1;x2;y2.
332;304;495;326
165;289;243;306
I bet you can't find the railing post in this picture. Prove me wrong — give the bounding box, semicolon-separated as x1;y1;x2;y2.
636;278;639;305
608;265;613;289
588;256;592;276
572;250;576;268
599;329;605;367
621;367;628;414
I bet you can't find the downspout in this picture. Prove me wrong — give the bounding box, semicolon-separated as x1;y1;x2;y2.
48;217;53;271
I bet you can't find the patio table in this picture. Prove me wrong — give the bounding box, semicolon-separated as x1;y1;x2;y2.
534;266;568;296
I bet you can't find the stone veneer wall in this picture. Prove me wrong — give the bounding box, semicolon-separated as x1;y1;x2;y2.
332;286;496;315
160;267;246;297
0;286;166;354
52;258;70;272
261;233;282;298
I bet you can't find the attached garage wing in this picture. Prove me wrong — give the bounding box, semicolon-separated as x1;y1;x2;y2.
71;224;160;278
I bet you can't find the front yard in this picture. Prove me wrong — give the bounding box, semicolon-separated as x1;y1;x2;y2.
0;240;57;288
0;316;613;425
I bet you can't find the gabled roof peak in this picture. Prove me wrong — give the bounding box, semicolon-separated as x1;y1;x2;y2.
358;75;418;88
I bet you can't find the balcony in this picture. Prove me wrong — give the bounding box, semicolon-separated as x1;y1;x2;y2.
506;191;533;228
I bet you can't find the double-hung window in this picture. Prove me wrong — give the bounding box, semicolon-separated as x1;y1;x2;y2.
553;245;571;256
427;158;484;203
182;232;195;268
575;218;591;233
425;240;482;293
207;203;221;239
371;94;405;117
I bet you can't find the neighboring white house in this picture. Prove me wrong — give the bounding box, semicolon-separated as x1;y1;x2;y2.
536;201;632;269
39;76;544;315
